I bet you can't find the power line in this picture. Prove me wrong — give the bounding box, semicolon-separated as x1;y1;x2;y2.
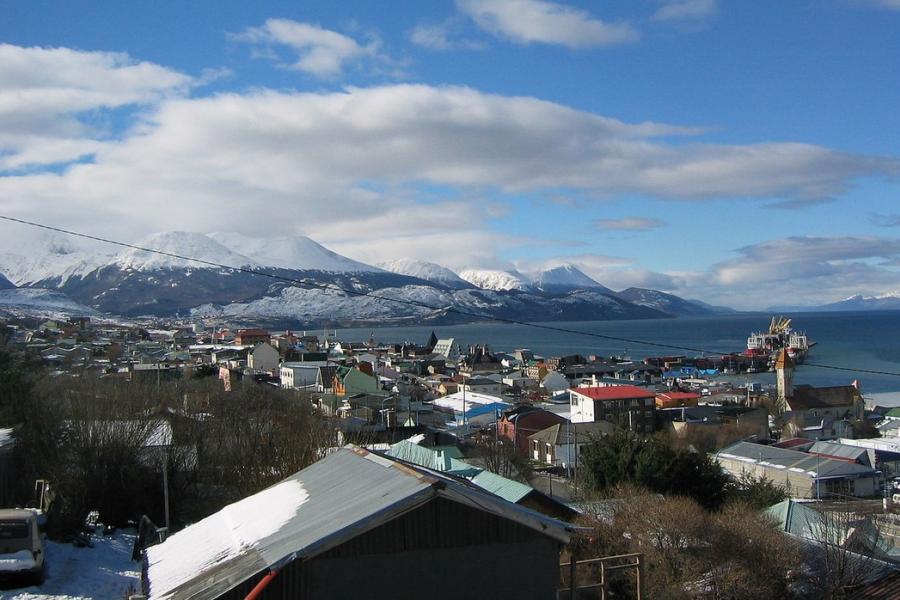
2;214;900;378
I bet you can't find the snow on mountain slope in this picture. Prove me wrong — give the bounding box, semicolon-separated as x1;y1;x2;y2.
199;283;665;325
210;232;381;272
458;269;531;292
530;264;610;292
615;287;712;316
0;273;14;290
0;288;98;317
115;232;259;271
378;258;471;288
0;231;114;285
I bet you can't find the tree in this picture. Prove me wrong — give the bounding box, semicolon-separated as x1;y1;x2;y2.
466;429;532;482
580;430;730;509
802;508;887;599
576;488;799;600
0;346;43;425
727;472;787;509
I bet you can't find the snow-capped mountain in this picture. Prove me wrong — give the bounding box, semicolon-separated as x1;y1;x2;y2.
194;285;664;326
768;291;900;312
377;259;472;289
458;269;532;292
0;229;733;323
0;273;14;290
615;288;715;317
530;264;611;293
210;232;381;272
818;292;900;311
0;231;114;286
115;232;259;271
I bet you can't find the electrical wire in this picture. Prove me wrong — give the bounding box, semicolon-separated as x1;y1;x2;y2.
2;214;900;378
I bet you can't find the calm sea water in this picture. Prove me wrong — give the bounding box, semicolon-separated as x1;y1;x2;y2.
333;311;900;394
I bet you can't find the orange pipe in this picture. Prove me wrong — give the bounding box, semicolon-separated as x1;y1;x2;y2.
244;568;279;600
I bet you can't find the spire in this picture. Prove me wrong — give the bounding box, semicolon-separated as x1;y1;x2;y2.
774;348;793;370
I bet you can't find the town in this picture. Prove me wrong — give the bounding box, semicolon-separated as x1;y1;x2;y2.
2;312;899;599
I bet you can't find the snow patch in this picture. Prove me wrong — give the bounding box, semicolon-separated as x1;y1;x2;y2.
145;479;309;600
378;258;468;286
0;550;36;573
210;232;380;273
5;531;139;600
458;269;531;291
114;232;259;272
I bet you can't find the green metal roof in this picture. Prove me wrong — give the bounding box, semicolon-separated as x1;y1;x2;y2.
470;470;533;504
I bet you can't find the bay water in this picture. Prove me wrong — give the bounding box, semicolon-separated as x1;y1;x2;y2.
333;311;900;396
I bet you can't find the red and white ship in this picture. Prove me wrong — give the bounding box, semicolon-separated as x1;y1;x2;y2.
745;316;815;364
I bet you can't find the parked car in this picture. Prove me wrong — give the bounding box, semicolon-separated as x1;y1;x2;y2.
0;509;44;585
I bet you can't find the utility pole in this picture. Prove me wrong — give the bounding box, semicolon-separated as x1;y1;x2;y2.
162;449;170;531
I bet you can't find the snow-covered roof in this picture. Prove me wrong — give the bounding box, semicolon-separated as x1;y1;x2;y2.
433;390;508;414
144;446;572;600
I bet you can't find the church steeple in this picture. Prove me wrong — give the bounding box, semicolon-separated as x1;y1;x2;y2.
775;349;794;411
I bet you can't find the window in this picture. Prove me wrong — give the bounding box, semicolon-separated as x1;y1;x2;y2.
0;520;28;540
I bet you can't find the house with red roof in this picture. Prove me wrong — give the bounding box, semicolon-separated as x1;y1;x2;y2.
569;385;657;434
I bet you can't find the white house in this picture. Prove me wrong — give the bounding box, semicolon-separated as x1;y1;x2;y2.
248;343;279;372
281;362;329;390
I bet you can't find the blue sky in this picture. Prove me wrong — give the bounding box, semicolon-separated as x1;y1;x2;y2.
1;0;899;308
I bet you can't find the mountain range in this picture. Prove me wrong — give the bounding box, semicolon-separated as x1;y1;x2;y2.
769;292;900;313
0;231;730;325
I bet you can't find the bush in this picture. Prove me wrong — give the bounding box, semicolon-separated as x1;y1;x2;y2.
580;430;730;509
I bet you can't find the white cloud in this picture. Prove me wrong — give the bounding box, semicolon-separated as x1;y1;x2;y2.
234;19;384;78
2;48;899;310
0;43;192;169
651;0;718;23
2;82;897;250
409;20;485;51
865;0;900;10
456;0;639;48
593;217;666;231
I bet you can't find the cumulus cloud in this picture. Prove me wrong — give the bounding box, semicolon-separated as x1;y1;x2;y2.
233;18;385;77
519;236;900;309
2;45;900;308
651;0;718;24
456;0;639;48
593;217;666;231
2;82;897;251
0;43;192;169
692;236;900;307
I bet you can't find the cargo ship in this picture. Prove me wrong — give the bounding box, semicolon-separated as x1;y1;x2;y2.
744;316;815;365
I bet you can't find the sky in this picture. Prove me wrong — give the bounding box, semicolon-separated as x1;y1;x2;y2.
1;0;899;309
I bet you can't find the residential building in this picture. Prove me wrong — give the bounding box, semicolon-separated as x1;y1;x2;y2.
234;328;270;346
247;343;278;372
498;406;567;455
528;421;614;469
142;446;574;600
569;385;657;433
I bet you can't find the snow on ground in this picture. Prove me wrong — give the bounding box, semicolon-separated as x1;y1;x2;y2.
1;532;140;600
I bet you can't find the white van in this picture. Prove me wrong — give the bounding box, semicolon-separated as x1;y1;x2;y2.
0;509;44;585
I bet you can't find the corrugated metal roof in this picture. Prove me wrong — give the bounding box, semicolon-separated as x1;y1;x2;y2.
716;441;877;479
470;470;533;503
145;445;572;600
809;441;869;463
